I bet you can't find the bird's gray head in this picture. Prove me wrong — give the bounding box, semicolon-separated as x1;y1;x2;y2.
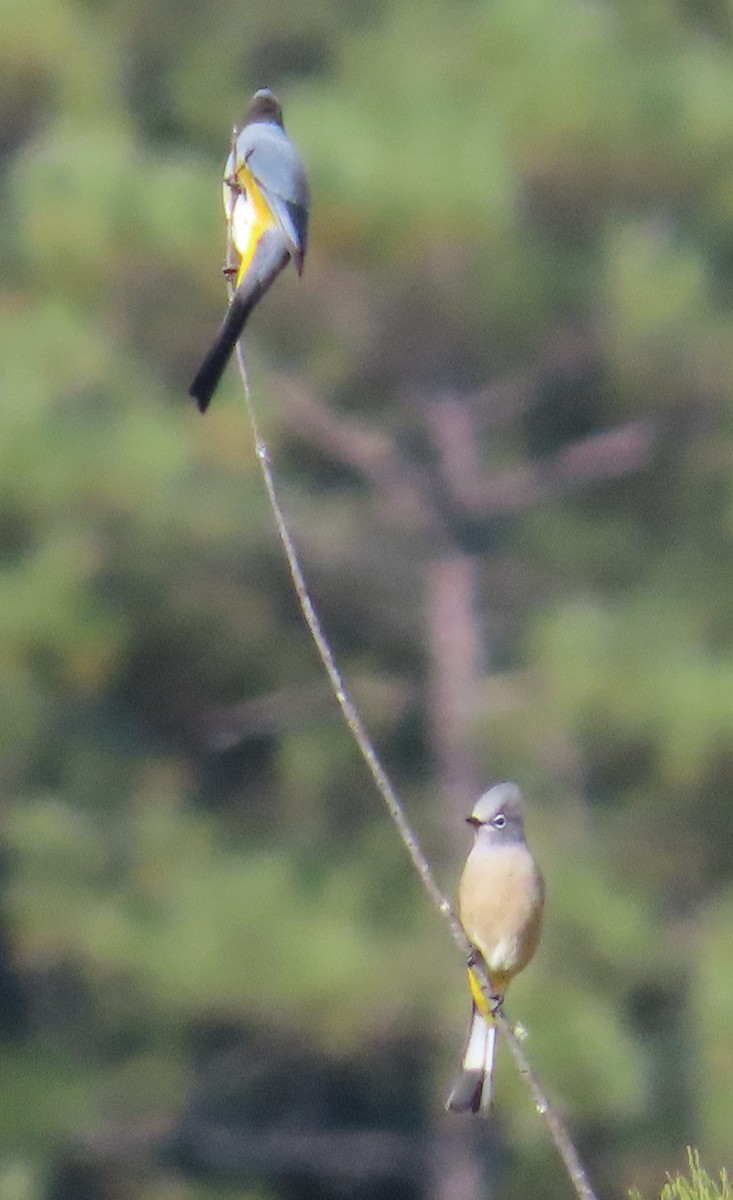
467;782;527;844
245;88;284;128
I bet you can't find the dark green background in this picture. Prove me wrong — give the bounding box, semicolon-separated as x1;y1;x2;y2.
1;0;733;1196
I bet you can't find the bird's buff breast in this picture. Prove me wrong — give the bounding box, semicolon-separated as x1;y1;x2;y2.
458;843;544;983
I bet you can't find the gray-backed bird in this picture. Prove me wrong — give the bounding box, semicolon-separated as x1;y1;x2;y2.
189;88;309;412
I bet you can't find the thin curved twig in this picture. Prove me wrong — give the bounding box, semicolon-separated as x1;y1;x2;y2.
231;346;598;1200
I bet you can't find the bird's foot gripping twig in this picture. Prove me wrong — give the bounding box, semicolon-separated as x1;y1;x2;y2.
467;950;503;1015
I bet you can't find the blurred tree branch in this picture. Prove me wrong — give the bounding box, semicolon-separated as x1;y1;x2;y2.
199;675;413;750
76;1117;493;1193
276;366;656;821
238;346;600;1200
279;373;656;527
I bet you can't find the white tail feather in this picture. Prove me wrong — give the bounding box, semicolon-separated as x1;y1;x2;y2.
446;1007;497;1114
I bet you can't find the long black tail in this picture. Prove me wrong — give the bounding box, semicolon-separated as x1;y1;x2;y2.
189;231;290;413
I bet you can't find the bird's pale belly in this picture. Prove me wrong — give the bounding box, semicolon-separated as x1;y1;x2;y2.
459;844;544;985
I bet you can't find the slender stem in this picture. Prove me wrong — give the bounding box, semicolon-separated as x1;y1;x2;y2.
233;345;599;1200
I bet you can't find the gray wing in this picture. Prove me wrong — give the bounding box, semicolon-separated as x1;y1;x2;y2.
235;122;309;269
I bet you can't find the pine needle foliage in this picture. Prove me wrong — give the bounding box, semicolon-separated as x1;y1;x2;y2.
631;1150;732;1200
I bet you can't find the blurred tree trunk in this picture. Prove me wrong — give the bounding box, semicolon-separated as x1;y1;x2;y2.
426;551;481;823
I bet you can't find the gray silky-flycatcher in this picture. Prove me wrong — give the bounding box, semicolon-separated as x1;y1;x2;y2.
446;783;545;1115
189;88;310;413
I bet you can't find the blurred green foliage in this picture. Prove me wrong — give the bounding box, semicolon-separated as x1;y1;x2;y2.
1;0;733;1197
630;1149;732;1200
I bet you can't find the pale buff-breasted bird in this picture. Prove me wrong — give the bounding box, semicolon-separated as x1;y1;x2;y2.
446;783;545;1114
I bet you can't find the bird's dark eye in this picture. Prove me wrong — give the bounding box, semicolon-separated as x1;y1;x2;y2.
492;813;507;829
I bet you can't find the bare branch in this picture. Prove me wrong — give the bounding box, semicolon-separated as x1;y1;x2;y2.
449;419;657;516
199;676;413;750
278;374;445;536
77;1117;491;1195
236;349;600;1200
279;374;655;528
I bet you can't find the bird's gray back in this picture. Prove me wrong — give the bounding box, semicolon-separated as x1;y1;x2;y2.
237;122;310;209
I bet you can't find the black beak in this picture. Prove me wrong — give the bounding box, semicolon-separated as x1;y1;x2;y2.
466;815;480;827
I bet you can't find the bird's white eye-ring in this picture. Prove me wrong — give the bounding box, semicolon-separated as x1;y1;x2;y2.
492;813;507;829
